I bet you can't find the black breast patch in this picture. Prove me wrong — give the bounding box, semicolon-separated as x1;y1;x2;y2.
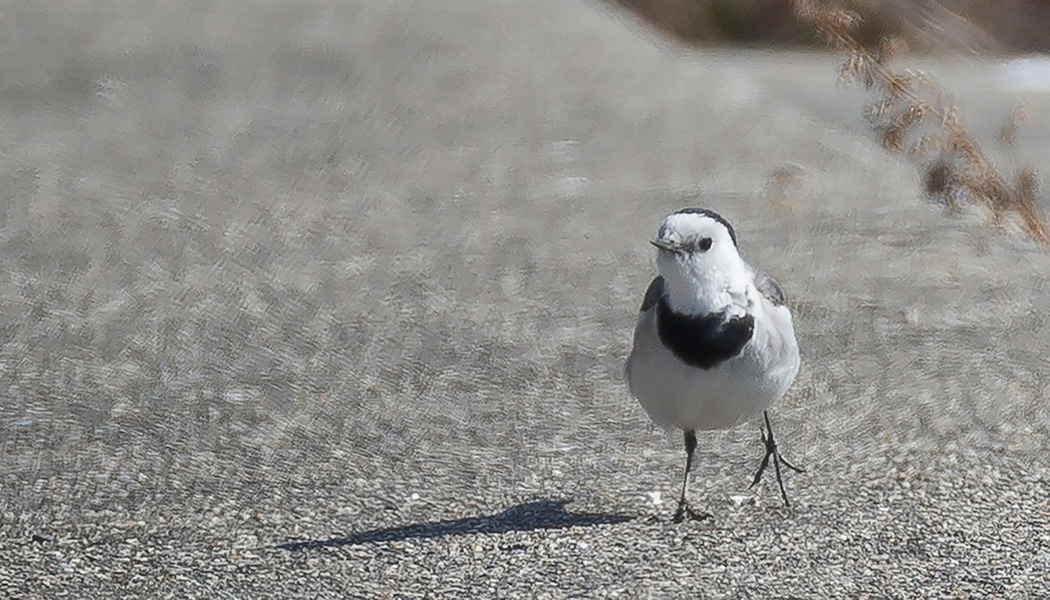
656;298;754;370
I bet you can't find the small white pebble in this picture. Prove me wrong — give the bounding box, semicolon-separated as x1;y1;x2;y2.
556;176;588;196
550;140;578;162
903;306;921;325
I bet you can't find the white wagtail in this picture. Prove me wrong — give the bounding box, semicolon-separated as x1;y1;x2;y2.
626;208;802;521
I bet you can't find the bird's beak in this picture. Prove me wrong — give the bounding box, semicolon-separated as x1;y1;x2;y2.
650;239;679;253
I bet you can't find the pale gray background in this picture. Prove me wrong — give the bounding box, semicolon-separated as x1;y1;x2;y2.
1;0;1048;598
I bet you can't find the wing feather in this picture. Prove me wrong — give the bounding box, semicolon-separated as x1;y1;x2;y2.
750;266;786;307
639;276;665;312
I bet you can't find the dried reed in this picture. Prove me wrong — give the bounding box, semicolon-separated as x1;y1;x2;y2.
792;0;1049;244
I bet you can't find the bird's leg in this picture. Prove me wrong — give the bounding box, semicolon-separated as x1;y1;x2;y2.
750;410;804;506
673;429;711;522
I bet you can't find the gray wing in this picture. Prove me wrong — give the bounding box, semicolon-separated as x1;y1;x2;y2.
639;276;665;312
626;276;664;383
750;266;786;307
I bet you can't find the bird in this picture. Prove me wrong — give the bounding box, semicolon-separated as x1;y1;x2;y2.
625;208;802;522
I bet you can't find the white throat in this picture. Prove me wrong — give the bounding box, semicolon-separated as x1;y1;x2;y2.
660;254;752;317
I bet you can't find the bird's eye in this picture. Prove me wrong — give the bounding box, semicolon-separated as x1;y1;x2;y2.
698;237;713;252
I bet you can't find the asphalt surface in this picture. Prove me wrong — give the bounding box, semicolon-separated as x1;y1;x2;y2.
1;1;1049;598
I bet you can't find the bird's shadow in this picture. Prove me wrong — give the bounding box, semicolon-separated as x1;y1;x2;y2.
277;499;633;551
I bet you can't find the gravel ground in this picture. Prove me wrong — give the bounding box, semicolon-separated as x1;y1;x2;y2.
1;1;1049;598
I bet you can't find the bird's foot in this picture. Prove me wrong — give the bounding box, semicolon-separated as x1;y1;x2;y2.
672;500;711;523
750;415;803;507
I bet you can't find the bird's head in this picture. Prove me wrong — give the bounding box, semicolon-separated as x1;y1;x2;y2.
651;208;749;314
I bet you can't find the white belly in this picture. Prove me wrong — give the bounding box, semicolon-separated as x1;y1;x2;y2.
626;304;799;431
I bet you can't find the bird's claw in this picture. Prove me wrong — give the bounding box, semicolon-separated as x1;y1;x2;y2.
750;413;803;506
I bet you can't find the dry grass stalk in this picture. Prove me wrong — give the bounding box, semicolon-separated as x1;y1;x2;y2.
792;0;1050;244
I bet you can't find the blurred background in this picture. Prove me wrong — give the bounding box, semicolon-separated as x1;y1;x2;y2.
1;0;1048;597
619;0;1050;52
